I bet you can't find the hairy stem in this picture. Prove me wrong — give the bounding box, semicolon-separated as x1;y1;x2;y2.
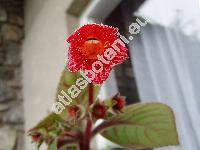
88;83;93;105
83;118;92;150
79;138;84;150
79;83;94;150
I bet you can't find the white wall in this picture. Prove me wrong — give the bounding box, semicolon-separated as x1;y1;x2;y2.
23;0;77;149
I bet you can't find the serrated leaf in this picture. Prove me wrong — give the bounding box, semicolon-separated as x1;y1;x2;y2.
56;68;101;120
28;113;67;147
29;113;65;131
94;103;179;149
56;68;101;106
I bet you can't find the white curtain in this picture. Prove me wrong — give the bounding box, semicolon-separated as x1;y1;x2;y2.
130;23;200;150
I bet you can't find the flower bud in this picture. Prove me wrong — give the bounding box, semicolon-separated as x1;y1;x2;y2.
92;104;107;119
68;106;80;118
31;133;41;142
113;94;126;112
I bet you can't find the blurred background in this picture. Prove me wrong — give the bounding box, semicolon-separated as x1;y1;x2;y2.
0;0;200;150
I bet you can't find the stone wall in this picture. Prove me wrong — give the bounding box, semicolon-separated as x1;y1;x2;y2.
0;0;24;149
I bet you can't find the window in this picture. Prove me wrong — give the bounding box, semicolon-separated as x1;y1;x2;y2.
105;2;141;104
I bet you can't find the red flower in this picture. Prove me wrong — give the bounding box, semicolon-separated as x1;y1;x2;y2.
113;94;126;112
31;133;41;142
68;106;79;118
67;24;128;84
92;103;107;119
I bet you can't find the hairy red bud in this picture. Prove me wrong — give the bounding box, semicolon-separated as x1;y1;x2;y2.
113;94;126;112
68;106;80;118
92;104;107;119
31;133;41;142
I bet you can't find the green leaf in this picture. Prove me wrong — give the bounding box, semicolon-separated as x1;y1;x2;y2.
56;68;101;120
64;145;77;150
28;113;67;147
56;68;101;106
57;137;78;150
48;141;77;150
94;103;179;149
110;148;129;150
48;140;57;150
29;113;65;130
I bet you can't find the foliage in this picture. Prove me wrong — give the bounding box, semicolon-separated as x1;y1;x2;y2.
28;68;179;150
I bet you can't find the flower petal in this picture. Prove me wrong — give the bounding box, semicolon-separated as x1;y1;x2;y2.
66;23;128;84
67;24;118;47
111;44;129;66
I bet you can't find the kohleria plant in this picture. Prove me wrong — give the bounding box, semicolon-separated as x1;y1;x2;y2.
28;24;179;150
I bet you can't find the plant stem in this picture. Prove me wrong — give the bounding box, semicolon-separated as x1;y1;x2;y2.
88;83;93;105
83;118;92;150
79;83;94;150
79;139;84;150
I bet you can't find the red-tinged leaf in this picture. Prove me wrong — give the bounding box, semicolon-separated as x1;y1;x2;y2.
28;113;67;148
92;103;179;149
30;113;65;130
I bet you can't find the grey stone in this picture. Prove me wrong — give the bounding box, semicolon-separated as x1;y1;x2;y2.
0;4;24;150
7;78;22;89
0;52;4;64
0;125;17;150
1;24;23;42
5;43;21;65
0;80;15;102
0;36;2;46
4;42;21;52
7;68;22;88
0;67;14;80
0;102;11;111
14;89;23;100
2;103;24;124
0;43;5;52
0;8;7;22
9;14;24;26
2;42;21;66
